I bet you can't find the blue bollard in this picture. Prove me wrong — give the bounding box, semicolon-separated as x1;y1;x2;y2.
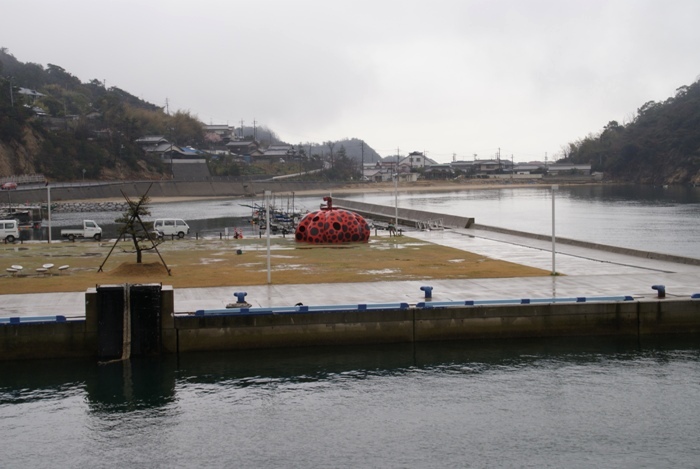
651;285;666;298
420;286;433;299
234;291;248;303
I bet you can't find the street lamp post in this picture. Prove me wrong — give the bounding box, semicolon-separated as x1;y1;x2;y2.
265;190;272;284
394;172;398;226
47;183;52;243
551;185;558;275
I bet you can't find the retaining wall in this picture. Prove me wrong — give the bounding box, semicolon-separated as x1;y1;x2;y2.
14;180;344;204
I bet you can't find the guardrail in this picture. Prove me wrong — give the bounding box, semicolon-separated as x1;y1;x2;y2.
195;302;411;317
193;296;635;317
0;315;67;324
416;295;634;308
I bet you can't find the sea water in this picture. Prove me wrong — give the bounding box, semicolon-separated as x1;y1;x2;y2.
1;337;699;468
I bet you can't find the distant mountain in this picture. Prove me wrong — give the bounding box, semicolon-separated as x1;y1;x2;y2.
303;138;381;164
563;77;700;185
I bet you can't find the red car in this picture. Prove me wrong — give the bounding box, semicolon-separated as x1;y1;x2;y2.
1;182;18;190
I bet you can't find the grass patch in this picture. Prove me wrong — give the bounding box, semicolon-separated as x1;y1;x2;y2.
0;235;549;294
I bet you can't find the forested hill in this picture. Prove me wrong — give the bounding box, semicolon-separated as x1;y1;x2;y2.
563;77;700;185
0;48;380;181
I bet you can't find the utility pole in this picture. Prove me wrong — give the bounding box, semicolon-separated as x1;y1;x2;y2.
265;190;272;284
9;76;14;107
253;119;257;141
47;182;52;244
551;184;558;275
395;147;400;226
361;140;364;179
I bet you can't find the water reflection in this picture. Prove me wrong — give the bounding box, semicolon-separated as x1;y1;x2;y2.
86;358;176;412
2;336;698;405
2;336;700;468
0;356;176;412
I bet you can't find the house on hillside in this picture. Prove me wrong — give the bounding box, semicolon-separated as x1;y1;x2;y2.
134;135;174;158
226;140;262;156
17;87;45;103
261;144;293;163
135;135;170;148
134;135;207;160
226;140;260;160
204;124;235;143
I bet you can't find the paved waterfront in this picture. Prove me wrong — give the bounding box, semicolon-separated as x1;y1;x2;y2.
3;227;700;317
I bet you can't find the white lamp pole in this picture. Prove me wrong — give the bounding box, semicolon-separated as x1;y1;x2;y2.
551;185;558;275
265;190;271;284
394;172;398;226
47;183;52;243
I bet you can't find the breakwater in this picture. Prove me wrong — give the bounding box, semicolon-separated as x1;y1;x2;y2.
2;285;700;360
53;201;129;213
333;197;475;228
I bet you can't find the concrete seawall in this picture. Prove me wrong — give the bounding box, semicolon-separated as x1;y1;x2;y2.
2;288;700;360
15;180;344;204
333;198;475;228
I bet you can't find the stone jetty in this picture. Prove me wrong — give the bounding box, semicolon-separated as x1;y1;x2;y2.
52;201;129;213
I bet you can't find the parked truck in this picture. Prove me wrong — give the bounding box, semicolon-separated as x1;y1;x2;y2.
61;220;102;241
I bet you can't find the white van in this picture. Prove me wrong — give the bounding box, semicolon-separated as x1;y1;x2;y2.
153;218;190;238
1;219;20;243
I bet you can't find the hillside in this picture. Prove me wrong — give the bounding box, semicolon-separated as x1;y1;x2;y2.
563;77;700;185
0;48;381;182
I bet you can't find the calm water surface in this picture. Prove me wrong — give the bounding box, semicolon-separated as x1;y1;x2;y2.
342;184;700;259
2;337;700;468
50;184;700;258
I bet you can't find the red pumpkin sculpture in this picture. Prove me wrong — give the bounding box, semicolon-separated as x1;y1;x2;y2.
295;197;371;244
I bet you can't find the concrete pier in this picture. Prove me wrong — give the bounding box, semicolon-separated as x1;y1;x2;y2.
2;293;700;360
3;197;700;360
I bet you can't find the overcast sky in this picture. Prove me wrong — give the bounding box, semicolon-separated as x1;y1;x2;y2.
3;0;699;163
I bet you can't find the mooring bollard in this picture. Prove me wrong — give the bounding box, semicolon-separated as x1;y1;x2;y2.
420;286;433;299
234;291;248;303
652;285;666;298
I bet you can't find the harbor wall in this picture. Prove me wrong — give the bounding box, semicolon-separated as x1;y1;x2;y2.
12;180;344;204
3;290;700;360
332;198;475;228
